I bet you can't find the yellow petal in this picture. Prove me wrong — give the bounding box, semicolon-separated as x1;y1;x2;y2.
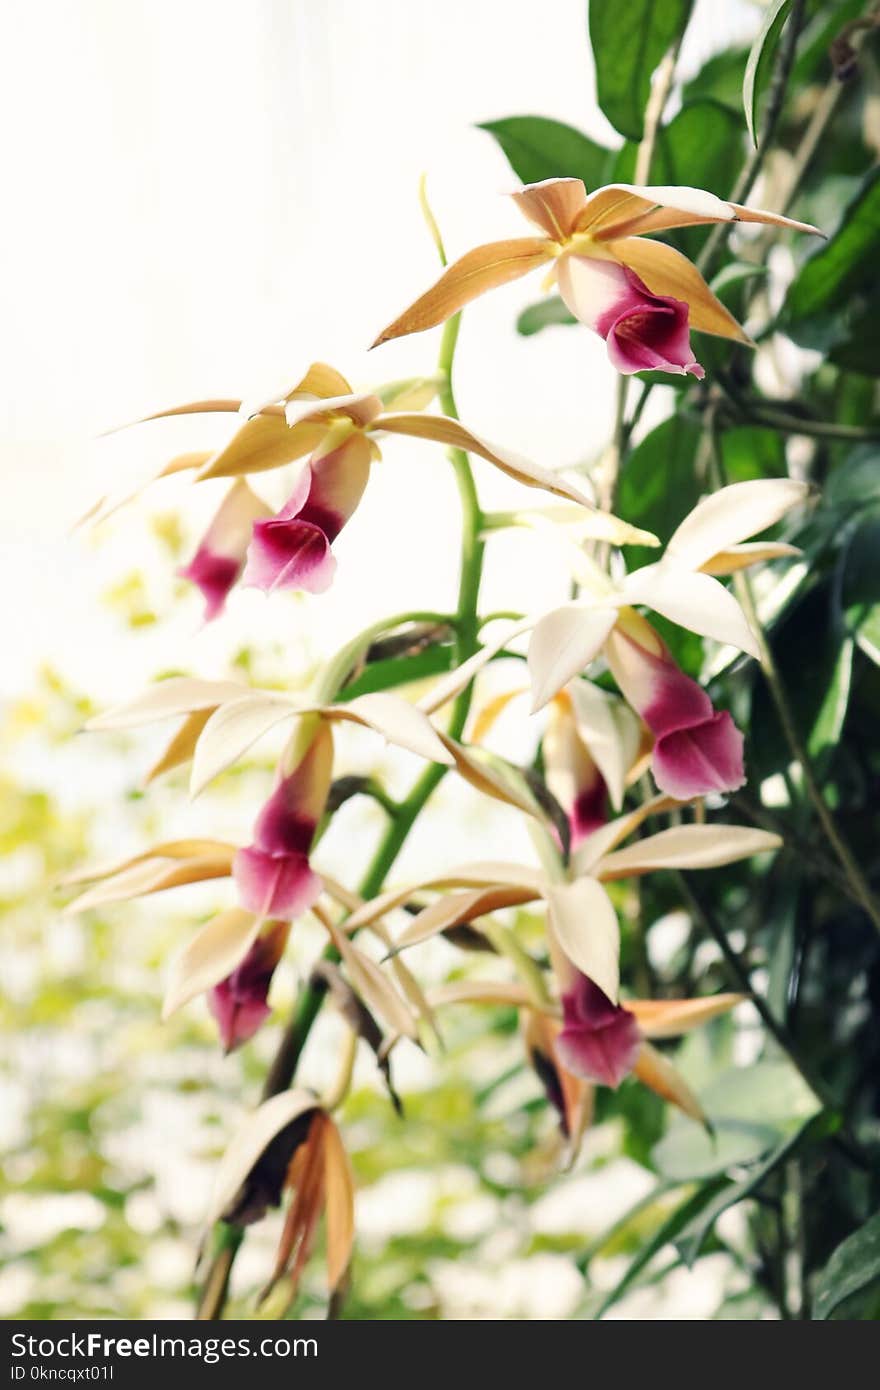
629;993;745;1039
470;687;529;743
375;411;596;508
64;846;235;913
322;1119;355;1291
196;415;326;481
511;178;588;239
608;236;750;342
700;541;801;576
431;979;534;1009
144;708;215;784
576;183;733;238
372;239;552;346
633;1041;705;1124
162;908;262;1020
395;884;540;952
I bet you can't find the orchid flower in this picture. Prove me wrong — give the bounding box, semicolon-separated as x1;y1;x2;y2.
425;480;809;799
234;720;333;919
332;802;780;1009
206;1091;354;1304
374;178;820;375
178;479;272;619
208;918;291;1051
522;980;745;1140
542;681;643;848
101;361;646;612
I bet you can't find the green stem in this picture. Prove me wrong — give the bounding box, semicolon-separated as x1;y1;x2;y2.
196;314;484;1321
698;0;807;279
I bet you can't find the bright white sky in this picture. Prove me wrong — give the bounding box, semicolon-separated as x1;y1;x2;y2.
0;0;756;708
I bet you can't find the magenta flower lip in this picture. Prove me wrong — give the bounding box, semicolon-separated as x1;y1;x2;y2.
208;921;290;1051
179;550;241;621
243;437;372;596
555;973;642;1089
596;271;705;379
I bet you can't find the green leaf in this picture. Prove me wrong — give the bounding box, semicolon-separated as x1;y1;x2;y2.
750;583;852;781
478;116;609;190
841;506;880;664
587;0;694;141
617;414;703;571
612;100;744;247
813;1209;880;1320
337;645;454;701
675;1113;835;1267
683;47;748;110
653;1060;821;1181
784;167;880;328
516;296;576;336
743;0;792;148
591;1178;727;1318
719;425;786;482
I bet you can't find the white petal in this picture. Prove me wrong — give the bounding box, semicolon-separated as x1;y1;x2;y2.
327;692;453;765
417;618;533;717
567;680;642;811
86;677;248;731
528;604;618;711
666;479;811;572
555;254;630;331
595;824;782;879
546;877;620;1003
190;693;300;797
162;909;261;1020
621;565;760;658
206;1090;319;1226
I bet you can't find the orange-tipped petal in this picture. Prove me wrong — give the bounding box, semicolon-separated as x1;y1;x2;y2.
727;203;822;236
322;1118;355;1292
197;415;327;481
511;178;588;239
372;238;551;346
576;183;733;239
632;1041;706;1124
629;993;745;1039
375;411;596;507
607;236;750;342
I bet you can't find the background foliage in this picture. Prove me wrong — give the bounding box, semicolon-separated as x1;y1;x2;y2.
3;0;880;1320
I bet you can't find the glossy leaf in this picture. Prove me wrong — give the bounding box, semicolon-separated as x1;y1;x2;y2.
587;0;694;141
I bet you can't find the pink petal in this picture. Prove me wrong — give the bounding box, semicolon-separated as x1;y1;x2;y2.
557;254;703;377
233;846;322;919
179;549;242;621
653;711;745;800
243;516;337;594
569;777;609;851
556;974;641;1088
207;920;290;1050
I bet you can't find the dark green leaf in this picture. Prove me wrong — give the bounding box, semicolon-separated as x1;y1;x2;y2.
617;414;703;571
612;100;744;250
675;1113;835;1267
587;0;694;141
516;296;576;336
338;645;454;701
478;116;609;190
750;583;853;781
653;1060;821;1181
813;1209;880;1320
683;47;748;110
785;167;880;326
841;506;880;664
743;0;792;147
591;1178;727;1317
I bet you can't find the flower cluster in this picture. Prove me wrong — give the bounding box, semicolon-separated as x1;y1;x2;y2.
70;174;818;1306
